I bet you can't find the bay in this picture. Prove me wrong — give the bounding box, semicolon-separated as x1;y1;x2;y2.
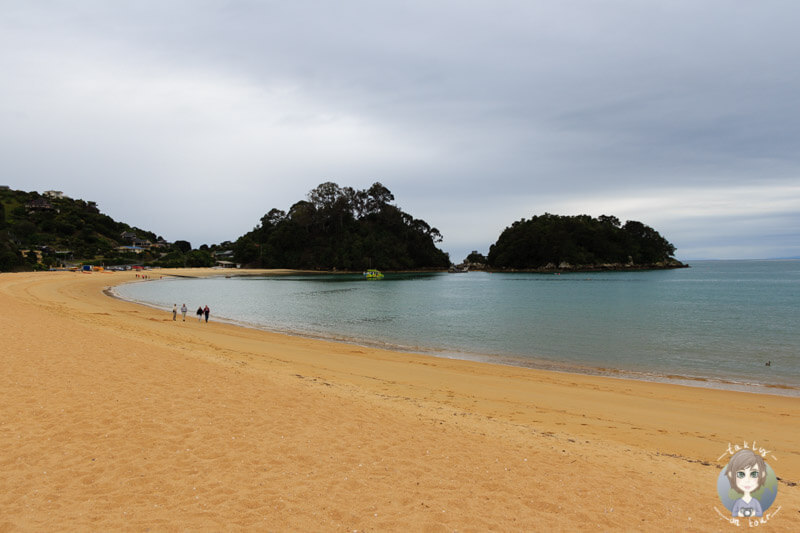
113;260;800;396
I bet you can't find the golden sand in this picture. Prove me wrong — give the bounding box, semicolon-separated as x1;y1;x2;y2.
1;269;798;531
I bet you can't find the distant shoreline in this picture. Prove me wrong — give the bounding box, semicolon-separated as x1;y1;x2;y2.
149;261;690;276
482;259;689;273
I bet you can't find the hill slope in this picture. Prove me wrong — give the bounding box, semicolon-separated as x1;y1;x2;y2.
0;188;160;271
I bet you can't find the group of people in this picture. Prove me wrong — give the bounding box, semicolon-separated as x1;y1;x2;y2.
172;303;210;323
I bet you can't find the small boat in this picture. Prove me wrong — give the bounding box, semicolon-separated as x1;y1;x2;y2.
364;269;384;280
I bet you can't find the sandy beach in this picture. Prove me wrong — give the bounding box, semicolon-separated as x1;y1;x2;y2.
1;269;798;531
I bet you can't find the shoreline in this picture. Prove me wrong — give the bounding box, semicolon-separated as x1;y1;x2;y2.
113;270;800;399
2;268;799;530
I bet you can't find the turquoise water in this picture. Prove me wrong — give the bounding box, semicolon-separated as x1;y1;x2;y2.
113;260;800;395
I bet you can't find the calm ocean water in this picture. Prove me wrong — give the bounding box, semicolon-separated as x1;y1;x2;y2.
113;260;800;396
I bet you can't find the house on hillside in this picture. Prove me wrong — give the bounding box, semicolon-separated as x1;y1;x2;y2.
44;190;65;199
117;245;146;254
120;231;137;241
214;250;234;259
119;232;152;249
25;198;54;212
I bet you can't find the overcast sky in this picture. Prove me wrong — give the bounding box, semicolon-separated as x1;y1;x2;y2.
2;1;799;261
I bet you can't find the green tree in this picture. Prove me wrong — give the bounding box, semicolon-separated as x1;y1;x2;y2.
185;250;213;267
0;240;24;271
11;220;37;242
466;251;487;263
173;240;192;254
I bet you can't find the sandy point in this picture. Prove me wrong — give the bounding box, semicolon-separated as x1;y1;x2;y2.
1;269;798;531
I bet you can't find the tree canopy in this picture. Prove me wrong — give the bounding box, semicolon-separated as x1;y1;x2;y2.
487;213;680;270
233;182;450;270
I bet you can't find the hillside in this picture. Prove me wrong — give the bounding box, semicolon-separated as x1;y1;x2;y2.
487;213;685;271
0;187;173;271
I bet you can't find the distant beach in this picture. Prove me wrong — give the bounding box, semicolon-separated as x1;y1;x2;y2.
2;269;799;530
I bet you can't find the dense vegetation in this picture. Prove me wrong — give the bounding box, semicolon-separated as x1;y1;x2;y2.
487;213;681;270
233;182;450;270
0;187;213;271
2;185;682;274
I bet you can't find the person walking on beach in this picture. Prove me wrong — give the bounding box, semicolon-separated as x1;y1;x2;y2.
196;306;203;322
203;305;210;323
172;304;177;321
181;303;187;321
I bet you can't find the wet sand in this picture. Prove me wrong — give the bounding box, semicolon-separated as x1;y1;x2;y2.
1;269;798;531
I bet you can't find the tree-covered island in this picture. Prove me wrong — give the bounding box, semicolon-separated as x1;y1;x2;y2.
232;182;451;270
486;213;686;271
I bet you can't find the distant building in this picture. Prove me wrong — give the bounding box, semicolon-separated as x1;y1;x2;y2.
148;237;170;249
25;198;54;212
44;190;65;199
117;246;146;254
0;185;9;191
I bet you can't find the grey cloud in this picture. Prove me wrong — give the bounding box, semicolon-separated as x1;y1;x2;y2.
2;1;799;259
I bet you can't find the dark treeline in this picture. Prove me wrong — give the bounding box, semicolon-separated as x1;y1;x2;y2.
487;213;680;269
233;182;450;270
3;184;684;273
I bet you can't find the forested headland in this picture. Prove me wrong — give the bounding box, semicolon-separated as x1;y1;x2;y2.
486;214;685;271
0;187;217;271
232;182;451;270
0;188;159;271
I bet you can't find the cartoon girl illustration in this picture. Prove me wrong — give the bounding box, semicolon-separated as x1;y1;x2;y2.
724;449;767;517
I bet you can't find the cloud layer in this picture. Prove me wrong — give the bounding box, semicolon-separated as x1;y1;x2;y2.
2;1;798;260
